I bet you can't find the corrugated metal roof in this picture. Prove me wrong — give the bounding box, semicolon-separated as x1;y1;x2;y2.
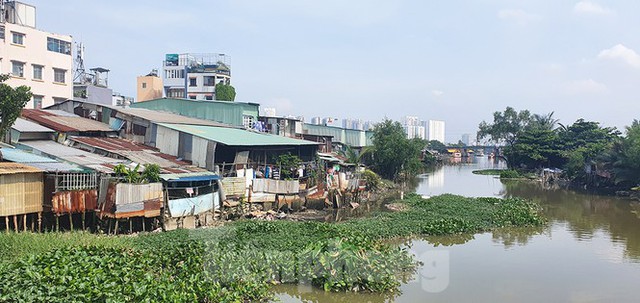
21;109;114;132
0;147;88;173
303;124;373;147
43;99;228;127
26;162;87;172
131;98;259;127
113;107;228;127
10;118;55;133
68;137;197;169
0;162;43;174
119;151;191;168
70;137;152;152
0;147;58;163
157;123;320;146
43;110;79;117
18;141;124;173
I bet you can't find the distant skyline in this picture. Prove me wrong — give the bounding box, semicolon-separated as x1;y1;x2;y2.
30;0;640;142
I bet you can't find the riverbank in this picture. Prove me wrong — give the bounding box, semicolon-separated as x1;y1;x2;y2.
0;194;545;302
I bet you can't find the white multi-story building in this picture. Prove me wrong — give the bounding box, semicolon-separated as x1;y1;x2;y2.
403;116;427;140
351;119;364;131
262;107;277;117
342;118;353;129
461;133;472;146
163;53;231;100
310;117;321;125
112;92;133;107
428;120;446;143
0;1;73;109
364;121;376;131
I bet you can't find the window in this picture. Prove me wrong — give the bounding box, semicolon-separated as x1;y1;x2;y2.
205;95;213;100
189;77;197;87
12;32;24;45
141;82;147;89
167;88;184;98
33;95;43;109
164;69;184;79
189;95;197;100
12;61;24;77
53;68;66;83
32;65;43;80
47;37;71;55
243;115;255;129
203;76;215;86
0;26;5;40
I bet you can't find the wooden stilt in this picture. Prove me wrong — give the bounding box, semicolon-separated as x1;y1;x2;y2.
107;218;112;235
142;218;146;232
56;216;59;232
114;220;119;235
82;212;86;231
69;213;73;230
129;219;133;234
38;212;42;232
5;216;9;233
24;214;27;232
13;216;18;232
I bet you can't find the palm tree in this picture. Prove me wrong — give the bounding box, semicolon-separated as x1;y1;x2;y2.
339;145;374;166
531;112;559;131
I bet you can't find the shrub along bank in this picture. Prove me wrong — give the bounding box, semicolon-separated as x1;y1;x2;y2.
0;194;545;302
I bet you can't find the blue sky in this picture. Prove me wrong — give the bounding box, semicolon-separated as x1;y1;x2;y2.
31;0;640;142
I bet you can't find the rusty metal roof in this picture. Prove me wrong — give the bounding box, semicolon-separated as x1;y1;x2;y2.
70;137;154;152
21;109;114;132
67;137;205;173
0;162;43;175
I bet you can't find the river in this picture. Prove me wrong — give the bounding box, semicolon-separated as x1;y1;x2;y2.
274;157;640;302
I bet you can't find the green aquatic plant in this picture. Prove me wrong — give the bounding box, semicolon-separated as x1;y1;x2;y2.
0;194;545;301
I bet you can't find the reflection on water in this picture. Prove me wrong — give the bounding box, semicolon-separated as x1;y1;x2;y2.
416;157;505;197
502;180;640;262
425;166;445;188
275;157;640;303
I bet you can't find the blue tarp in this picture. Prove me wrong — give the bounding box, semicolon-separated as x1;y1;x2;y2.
167;192;220;218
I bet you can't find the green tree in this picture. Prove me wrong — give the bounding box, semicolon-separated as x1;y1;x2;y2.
607;120;640;187
529;112;559;131
113;164;161;183
215;84;236;101
370;119;424;180
142;164;161;183
0;74;32;140
477;107;532;146
558;119;619;179
506;128;564;169
275;153;302;179
426;140;447;153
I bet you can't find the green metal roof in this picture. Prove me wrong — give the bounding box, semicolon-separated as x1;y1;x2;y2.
157;123;320;147
303;123;373;147
131;98;259;127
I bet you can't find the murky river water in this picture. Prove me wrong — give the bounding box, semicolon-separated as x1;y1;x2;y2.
274;157;640;302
